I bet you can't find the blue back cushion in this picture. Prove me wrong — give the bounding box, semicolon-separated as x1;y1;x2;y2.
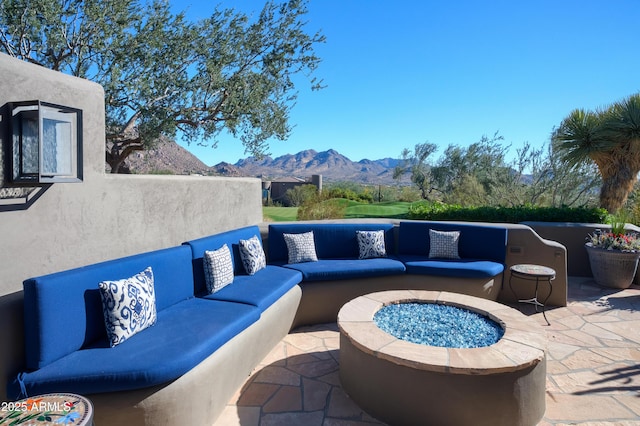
184;225;263;295
398;221;507;263
23;245;194;371
268;223;396;262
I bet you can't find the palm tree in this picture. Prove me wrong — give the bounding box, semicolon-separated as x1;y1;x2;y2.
553;93;640;213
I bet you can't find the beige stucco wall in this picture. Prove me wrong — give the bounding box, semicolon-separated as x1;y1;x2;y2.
0;53;261;400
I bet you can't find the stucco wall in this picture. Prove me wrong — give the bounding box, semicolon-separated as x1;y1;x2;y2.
0;53;261;400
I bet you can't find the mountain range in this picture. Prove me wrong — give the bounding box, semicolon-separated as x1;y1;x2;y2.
126;137;404;184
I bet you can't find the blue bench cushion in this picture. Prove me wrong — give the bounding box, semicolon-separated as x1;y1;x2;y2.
398;222;508;264
278;258;406;281
23;245;195;371
399;255;504;278
9;298;259;399
268;223;396;262
185;226;267;295
200;265;302;312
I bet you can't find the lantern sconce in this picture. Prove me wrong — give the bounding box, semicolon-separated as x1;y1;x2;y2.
8;100;82;184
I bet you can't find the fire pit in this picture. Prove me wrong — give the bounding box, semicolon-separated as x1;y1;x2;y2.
338;290;547;426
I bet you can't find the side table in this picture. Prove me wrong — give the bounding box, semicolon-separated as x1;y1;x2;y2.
0;393;93;425
509;264;555;325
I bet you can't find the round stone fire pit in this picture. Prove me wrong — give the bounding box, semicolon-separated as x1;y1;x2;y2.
338;290;547;426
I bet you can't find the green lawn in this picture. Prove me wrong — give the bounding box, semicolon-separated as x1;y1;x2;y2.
263;201;412;222
344;201;412;219
263;206;299;222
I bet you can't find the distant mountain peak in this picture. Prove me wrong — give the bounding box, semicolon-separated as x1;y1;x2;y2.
126;139;404;184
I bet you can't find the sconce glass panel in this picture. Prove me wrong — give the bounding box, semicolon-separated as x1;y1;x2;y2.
9;101;82;184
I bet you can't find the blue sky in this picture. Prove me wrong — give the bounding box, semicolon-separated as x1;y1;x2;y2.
174;0;640;166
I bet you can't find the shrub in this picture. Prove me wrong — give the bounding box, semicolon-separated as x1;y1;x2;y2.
408;201;608;223
285;184;317;207
297;195;346;220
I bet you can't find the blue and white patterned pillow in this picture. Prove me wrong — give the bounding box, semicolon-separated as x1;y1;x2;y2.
429;229;461;259
204;244;234;293
99;267;157;347
238;235;267;275
283;231;318;263
357;230;387;259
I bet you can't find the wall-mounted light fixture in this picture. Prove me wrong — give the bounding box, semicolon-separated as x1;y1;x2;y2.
8;100;82;184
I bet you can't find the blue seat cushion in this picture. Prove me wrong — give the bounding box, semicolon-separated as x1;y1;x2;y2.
399;255;504;279
8;299;259;399
398;222;508;264
200;265;301;312
23;245;195;371
277;258;406;281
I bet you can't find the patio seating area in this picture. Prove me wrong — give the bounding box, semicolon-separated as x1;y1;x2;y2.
215;276;640;426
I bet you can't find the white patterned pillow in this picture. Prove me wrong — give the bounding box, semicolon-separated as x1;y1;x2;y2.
357;230;387;259
203;244;234;293
238;235;267;275
283;231;318;263
99;267;157;347
429;229;461;259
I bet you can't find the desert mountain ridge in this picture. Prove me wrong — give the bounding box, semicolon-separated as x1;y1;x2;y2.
126;137;404;184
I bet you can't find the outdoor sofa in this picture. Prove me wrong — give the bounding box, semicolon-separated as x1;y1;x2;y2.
267;221;507;326
8;221;509;425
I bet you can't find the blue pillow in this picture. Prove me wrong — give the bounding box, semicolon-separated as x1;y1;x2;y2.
203;244;234;293
238;235;266;275
429;229;461;259
99;267;157;347
284;231;319;263
357;230;387;259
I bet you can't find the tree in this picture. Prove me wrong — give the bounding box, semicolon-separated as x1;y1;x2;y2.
522;142;600;207
553;93;640;213
430;133;523;206
0;0;324;172
284;184;316;206
393;142;438;199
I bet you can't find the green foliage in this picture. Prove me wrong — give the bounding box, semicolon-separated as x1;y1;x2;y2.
393;142;438;199
552;92;640;212
608;210;632;235
326;187;373;203
408;201;607;223
396;133;601;209
284;184;317;206
296;194;346;220
0;0;324;172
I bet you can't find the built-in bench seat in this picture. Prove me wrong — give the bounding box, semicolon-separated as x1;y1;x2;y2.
268;222;406;280
9;226;303;425
397;221;507;279
8;220;543;426
186;226;302;312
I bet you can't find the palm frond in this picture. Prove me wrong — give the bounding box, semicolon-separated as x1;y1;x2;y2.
603;92;640;143
552;108;611;165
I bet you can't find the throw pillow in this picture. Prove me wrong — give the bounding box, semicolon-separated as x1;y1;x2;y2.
203;244;234;293
429;229;461;259
99;267;157;347
357;230;387;259
238;235;267;275
283;231;318;263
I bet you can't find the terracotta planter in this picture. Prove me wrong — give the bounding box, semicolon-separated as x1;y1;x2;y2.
585;244;640;289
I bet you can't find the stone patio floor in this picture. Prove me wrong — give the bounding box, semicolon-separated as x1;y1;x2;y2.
215;277;640;426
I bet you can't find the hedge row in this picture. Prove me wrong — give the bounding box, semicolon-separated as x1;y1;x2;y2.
407;202;608;223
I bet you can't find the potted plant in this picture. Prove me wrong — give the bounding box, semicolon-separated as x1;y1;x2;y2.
585;215;640;289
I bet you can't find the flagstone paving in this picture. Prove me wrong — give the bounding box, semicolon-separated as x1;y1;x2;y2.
215;277;640;425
